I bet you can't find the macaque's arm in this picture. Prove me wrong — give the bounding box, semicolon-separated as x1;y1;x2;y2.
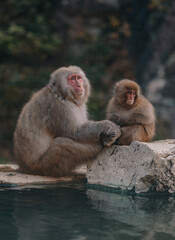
73;120;121;145
118;113;151;126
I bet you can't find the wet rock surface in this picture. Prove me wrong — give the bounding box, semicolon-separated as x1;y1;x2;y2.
87;139;175;195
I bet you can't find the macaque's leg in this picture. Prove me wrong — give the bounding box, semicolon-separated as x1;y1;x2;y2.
27;137;102;177
118;125;148;145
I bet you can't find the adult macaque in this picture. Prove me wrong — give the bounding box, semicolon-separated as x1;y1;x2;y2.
106;79;155;145
14;66;121;176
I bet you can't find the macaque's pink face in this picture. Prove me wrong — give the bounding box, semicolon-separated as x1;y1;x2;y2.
125;90;136;105
67;74;84;99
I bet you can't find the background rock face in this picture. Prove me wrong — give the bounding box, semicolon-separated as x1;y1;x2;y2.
87;140;175;195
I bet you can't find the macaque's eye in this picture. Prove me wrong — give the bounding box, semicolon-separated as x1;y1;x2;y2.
127;90;136;96
77;75;83;83
71;76;76;81
68;74;82;83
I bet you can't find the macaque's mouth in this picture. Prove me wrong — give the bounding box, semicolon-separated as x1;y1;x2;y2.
74;89;84;94
126;100;134;105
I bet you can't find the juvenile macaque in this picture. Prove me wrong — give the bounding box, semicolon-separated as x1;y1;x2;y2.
106;79;155;145
14;66;121;176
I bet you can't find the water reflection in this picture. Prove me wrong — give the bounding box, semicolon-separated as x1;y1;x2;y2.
0;183;175;240
87;189;175;240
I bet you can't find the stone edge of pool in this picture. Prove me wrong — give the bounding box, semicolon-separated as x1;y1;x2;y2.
0;164;87;188
1;139;175;195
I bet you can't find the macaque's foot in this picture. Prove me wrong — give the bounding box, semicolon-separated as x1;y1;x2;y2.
102;126;121;147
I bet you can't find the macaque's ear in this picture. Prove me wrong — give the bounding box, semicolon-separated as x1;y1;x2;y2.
114;82;120;93
136;85;140;97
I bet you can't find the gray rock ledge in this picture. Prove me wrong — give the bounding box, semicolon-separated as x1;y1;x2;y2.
0;164;87;188
87;139;175;195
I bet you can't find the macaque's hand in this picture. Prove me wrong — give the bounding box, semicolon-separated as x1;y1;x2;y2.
101;121;121;147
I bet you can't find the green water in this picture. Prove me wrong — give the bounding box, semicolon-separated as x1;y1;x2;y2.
0;180;175;240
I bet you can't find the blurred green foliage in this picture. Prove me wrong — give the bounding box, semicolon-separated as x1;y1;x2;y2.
0;0;63;159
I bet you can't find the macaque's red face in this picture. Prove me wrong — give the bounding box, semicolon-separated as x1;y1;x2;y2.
125;89;136;105
67;74;84;99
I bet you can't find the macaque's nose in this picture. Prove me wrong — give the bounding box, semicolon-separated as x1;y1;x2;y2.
76;80;82;87
76;82;81;87
130;93;135;99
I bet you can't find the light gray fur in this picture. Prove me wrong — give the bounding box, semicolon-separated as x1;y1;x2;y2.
14;66;121;176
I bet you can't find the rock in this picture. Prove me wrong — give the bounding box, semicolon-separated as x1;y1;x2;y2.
0;164;87;188
0;164;19;172
87;139;175;195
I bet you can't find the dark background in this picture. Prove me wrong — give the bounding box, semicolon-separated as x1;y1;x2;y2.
0;0;175;162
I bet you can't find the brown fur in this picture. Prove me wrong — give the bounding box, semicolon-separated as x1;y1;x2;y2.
106;79;156;145
14;66;121;176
